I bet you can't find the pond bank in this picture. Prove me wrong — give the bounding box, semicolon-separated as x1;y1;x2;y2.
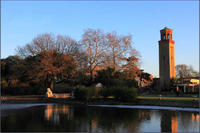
1;96;199;108
88;105;200;112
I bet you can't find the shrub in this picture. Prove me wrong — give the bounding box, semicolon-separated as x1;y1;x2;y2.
87;86;96;98
74;86;88;101
100;86;137;102
1;80;8;88
99;87;114;98
73;85;137;102
74;86;94;101
113;87;137;102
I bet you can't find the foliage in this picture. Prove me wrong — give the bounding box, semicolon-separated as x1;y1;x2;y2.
73;71;91;85
74;86;95;101
1;56;26;84
100;86;137;102
99;87;113;98
74;85;137;102
17;33;78;89
95;67;138;87
175;64;199;79
140;72;153;81
169;78;176;90
74;86;88;101
95;67;115;86
53;83;72;93
1;86;45;96
1;80;8;88
2;29;141;96
121;56;141;80
113;87;137;102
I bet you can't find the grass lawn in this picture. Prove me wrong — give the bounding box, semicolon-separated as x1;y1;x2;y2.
137;96;199;101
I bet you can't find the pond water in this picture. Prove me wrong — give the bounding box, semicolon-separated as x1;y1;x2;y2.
1;104;199;132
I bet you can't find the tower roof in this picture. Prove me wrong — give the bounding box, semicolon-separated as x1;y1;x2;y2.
160;27;173;32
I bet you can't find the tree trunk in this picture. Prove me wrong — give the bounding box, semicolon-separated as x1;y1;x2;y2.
50;80;54;90
90;70;93;82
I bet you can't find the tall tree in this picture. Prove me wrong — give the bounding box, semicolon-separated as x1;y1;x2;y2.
17;33;77;89
106;31;140;71
81;29;107;80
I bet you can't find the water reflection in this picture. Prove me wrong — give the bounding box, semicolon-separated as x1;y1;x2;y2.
138;110;152;121
171;116;178;133
44;105;73;123
43;105;199;132
192;113;199;122
161;111;177;132
1;104;199;132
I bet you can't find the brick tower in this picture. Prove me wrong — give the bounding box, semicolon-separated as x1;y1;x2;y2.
158;27;175;89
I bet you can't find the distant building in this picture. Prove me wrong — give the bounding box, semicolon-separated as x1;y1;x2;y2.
158;27;175;89
186;78;199;84
175;77;199;93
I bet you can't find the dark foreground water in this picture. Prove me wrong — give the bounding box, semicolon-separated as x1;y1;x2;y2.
1;104;199;132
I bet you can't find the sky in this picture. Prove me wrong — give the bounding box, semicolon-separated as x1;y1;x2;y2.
1;1;199;77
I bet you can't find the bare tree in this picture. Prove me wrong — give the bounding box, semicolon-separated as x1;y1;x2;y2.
106;31;140;72
81;29;108;80
175;64;199;79
56;35;87;72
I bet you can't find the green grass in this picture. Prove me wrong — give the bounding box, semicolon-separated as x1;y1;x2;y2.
140;94;199;97
137;96;199;101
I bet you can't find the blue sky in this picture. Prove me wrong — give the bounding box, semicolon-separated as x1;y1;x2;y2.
1;1;199;77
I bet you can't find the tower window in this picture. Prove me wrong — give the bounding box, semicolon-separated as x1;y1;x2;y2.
167;34;170;39
163;34;166;40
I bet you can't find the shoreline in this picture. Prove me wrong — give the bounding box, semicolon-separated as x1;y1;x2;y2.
1;96;199;108
88;105;200;112
1;103;199;112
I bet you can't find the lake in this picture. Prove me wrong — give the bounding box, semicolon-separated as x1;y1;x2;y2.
1;104;199;132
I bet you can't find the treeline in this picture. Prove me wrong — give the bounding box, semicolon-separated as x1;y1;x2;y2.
1;29;142;96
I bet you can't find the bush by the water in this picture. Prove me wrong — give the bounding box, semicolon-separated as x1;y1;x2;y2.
113;87;137;102
100;86;137;102
74;86;95;101
74;85;137;102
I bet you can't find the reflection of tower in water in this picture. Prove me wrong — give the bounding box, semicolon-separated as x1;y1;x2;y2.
171;116;177;133
161;111;177;133
192;113;199;122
